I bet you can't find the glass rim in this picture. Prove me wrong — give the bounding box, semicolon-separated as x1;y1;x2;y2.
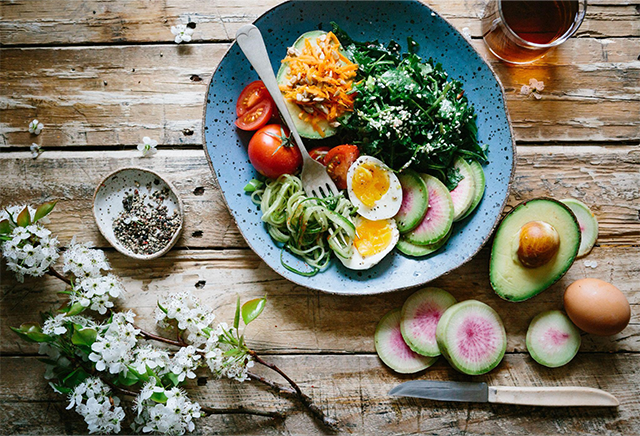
497;0;588;49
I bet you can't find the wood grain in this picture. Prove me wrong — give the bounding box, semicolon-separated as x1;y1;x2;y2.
1;40;638;148
2;244;638;356
1;0;638;46
2;354;639;435
1;146;638;248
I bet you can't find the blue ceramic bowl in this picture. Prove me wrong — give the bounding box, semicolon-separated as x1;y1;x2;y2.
203;0;515;295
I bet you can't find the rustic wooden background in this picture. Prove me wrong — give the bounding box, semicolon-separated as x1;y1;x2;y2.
1;0;639;434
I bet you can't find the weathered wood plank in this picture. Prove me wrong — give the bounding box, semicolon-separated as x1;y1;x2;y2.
2;354;639;435
1;39;638;147
1;0;638;46
1;146;637;248
2;244;638;355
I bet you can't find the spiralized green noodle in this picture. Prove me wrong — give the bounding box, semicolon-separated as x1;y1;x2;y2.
250;174;356;276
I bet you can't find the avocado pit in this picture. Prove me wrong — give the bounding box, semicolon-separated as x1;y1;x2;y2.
516;221;560;268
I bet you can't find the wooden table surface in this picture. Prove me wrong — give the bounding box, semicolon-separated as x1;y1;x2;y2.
1;0;639;434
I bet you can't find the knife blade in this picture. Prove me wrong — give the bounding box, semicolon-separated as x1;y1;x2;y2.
389;380;619;407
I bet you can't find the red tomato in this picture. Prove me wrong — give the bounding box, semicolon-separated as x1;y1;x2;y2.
235;81;275;131
309;146;331;164
236;81;270;116
324;145;360;190
248;125;302;179
235;100;273;131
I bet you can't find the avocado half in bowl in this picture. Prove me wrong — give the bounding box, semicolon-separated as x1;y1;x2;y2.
490;198;581;302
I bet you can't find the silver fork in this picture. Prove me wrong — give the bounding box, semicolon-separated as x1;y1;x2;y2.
235;24;339;199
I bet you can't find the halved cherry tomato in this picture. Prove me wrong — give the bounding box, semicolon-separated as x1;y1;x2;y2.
235;81;276;131
324;145;360;190
309;146;331;164
236;81;270;116
248;124;302;179
235;100;273;131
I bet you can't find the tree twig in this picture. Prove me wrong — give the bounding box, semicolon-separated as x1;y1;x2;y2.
248;351;340;431
200;405;285;419
136;326;185;347
47;266;71;285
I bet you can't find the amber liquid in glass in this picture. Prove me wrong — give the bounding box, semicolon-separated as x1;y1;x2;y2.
482;0;580;63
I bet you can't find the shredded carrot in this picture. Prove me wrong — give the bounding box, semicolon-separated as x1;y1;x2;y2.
279;31;358;137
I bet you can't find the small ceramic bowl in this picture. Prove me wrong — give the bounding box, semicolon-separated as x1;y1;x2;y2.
93;167;183;260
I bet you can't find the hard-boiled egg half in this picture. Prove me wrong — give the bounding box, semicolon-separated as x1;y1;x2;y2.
347;156;403;221
338;216;400;270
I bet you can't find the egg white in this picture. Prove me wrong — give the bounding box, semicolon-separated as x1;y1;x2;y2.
347;156;403;221
338;216;399;270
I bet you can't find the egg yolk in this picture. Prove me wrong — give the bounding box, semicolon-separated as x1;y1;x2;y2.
354;218;393;257
352;162;390;207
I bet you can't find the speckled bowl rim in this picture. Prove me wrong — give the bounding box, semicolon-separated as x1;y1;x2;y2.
92;167;184;261
202;0;516;295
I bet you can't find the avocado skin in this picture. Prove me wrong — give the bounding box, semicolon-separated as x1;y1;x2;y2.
489;198;581;302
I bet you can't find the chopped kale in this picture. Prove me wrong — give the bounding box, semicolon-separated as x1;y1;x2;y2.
332;23;488;190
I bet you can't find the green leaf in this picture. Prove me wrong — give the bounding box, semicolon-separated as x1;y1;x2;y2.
164;372;180;387
49;383;73;395
243;179;264;192
150;391;168;404
127;365;150;383
0;219;12;234
233;295;241;330
202;326;212;338
62;368;90;388
71;326;97;347
118;370;140;387
34;201;57;222
241;297;266;325
66;302;86;316
11;323;53;342
16;206;31;227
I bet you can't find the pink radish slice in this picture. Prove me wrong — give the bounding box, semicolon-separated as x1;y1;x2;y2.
449;157;476;222
400;288;457;357
526;310;581;368
375;308;437;374
395;169;429;233
404;174;454;246
436;300;506;375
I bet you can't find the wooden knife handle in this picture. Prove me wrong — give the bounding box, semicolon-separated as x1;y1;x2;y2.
488;386;619;407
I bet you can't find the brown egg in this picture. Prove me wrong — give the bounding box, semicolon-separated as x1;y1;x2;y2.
564;278;631;336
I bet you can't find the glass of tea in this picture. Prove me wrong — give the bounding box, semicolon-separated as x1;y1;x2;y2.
482;0;587;64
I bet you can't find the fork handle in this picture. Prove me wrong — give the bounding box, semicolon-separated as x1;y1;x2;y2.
235;24;310;160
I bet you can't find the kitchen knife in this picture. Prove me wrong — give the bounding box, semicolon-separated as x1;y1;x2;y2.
388;380;619;407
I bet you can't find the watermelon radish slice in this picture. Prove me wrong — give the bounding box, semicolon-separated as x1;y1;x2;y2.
400;288;457;357
450;157;476;222
374;308;437;373
436;300;507;375
395;169;429;233
560;199;598;257
404;174;454;246
458;161;486;221
397;228;452;257
526;310;581;368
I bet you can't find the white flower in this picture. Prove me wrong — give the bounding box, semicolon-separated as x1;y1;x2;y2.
62;238;111;279
133;386;201;435
168;345;201;382
28;119;44;135
156;291;215;346
72;274;124;315
1;221;59;282
30;143;43;159
130;345;171;376
89;312;139;374
69;378;125;434
171;24;194;44
137;136;158;157
203;323;253;382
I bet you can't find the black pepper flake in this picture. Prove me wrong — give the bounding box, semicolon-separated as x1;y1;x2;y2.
113;187;181;255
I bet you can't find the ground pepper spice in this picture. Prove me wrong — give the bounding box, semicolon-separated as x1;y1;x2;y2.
113;183;181;255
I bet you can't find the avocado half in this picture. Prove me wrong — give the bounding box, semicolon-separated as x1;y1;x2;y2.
490;198;581;302
276;30;344;140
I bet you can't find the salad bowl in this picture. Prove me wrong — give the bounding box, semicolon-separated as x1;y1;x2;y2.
203;0;515;295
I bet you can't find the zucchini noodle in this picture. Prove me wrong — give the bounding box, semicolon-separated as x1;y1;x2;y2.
249;174;356;276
